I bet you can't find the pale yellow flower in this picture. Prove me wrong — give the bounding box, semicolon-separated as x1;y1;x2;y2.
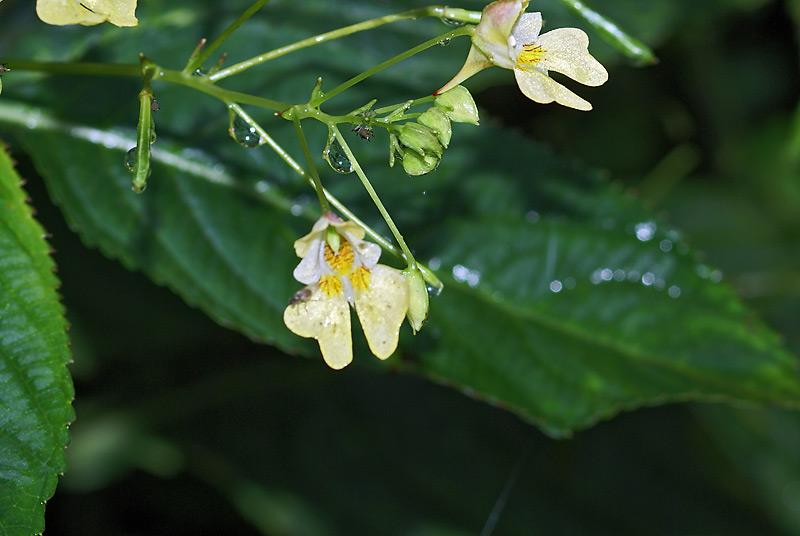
284;213;410;369
36;0;138;27
437;0;607;111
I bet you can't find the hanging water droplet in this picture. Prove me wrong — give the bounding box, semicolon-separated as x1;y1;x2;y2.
438;38;451;46
192;68;206;77
229;115;263;148
149;119;157;144
426;283;443;297
124;147;137;172
323;137;353;173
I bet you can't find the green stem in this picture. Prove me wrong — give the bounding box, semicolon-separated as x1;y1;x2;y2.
330;126;416;268
208;5;480;82
292;118;330;212
316;26;473;106
154;69;289;111
185;0;272;74
4;60;140;77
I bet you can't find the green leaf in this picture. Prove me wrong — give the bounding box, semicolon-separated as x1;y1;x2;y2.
2;99;798;436
0;146;73;535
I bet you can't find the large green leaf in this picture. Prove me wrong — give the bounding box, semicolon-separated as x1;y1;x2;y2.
0;0;798;437
0;146;73;535
1;97;798;436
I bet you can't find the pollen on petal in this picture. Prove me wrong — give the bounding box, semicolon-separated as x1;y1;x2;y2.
516;44;546;70
320;274;344;297
349;265;371;291
324;239;354;275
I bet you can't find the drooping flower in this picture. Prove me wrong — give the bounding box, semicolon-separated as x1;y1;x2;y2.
284;213;410;369
436;0;607;111
36;0;138;27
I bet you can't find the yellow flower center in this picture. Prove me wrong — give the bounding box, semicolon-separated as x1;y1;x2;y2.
324;238;354;275
516;44;545;70
349;265;371;291
319;274;343;297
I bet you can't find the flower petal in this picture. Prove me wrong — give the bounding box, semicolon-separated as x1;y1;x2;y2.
475;0;528;53
292;236;325;284
537;28;608;86
353;265;410;359
284;285;353;369
435;45;494;96
514;68;593;111
36;0;138;26
293;215;331;258
510;12;542;46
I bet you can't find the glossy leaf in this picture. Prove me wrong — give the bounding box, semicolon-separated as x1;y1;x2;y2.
0;146;73;536
1;97;798;436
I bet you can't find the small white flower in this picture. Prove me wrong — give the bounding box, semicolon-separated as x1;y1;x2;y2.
437;0;608;111
284;213;410;369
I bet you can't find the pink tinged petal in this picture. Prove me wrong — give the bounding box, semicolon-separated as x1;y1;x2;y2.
353;266;410;360
476;0;526;48
514;68;593;111
284;285;353;369
435;45;494;95
537;28;609;86
292;237;324;284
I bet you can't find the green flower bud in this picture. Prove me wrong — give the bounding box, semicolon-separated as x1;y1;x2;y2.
434;85;480;125
401;148;440;176
402;267;429;333
388;133;401;168
418;107;452;148
399;122;443;158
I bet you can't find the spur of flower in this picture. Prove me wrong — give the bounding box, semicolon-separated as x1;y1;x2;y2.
436;0;608;111
34;0;138;27
283;213;410;370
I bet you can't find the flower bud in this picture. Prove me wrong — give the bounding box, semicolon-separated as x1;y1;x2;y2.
434;85;480;125
401;148;440;176
398;122;443;158
402;267;429;333
418;107;452;148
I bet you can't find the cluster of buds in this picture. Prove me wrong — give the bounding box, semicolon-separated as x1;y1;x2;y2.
390;85;480;176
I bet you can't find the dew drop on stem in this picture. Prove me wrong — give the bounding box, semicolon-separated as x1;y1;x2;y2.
323;137;354;174
229;115;263;148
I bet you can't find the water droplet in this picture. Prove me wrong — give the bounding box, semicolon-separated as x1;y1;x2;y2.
564;277;577;290
653;278;665;290
230;115;263;148
613;269;626;281
635;221;657;241
526;210;540;223
627;270;641;283
442;17;466;26
668;285;681;298
149;119;157;144
642;272;655;286
600;268;613;281
426;283;443;297
290;204;303;216
438;38;451;46
659;239;672;252
549;280;563;293
124;147;137;172
709;269;723;283
428;257;442;270
192;68;206;77
323;137;353;173
254;180;270;193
